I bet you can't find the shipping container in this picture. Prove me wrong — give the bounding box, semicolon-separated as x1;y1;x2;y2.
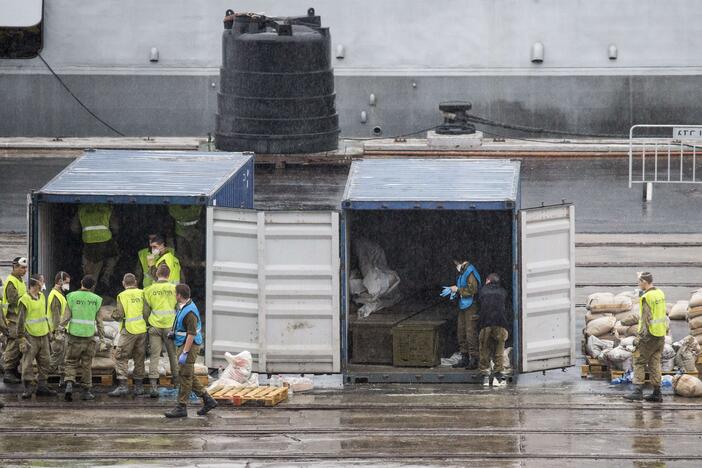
30;149;254;313
206;158;575;383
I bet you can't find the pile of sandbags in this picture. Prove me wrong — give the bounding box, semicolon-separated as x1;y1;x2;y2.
585;292;636;343
670;301;690;321
687;292;702;344
661;337;676;371
673;374;702;397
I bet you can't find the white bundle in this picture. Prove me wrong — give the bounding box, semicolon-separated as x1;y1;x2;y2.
586;315;617;337
586;335;614;359
670;301;689;320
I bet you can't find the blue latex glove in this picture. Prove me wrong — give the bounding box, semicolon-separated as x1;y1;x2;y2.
450;292;457;300
440;286;453;298
178;351;188;365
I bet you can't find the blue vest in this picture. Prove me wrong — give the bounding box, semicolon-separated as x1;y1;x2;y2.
173;300;203;347
457;264;481;310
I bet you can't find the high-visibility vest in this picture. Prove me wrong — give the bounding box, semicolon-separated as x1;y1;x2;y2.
638;288;668;337
20;292;50;337
173;300;203;347
78;204;112;244
47;288;68;332
66;290;102;337
169;205;202;237
117;288;147;335
457;264;481;310
2;274;27;317
144;281;177;328
155;251;181;285
139;247;176;288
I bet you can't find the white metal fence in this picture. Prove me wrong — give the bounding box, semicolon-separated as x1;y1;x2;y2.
628;124;702;191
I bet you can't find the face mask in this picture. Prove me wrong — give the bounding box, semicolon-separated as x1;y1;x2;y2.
41;284;46;292
456;264;463;272
62;283;70;292
152;248;160;255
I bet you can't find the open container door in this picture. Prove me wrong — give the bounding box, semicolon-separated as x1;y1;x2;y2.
206;207;340;373
519;204;575;373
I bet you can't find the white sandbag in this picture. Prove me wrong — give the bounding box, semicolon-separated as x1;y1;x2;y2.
586;315;617;337
662;343;676;360
665;335;673;346
587;293;632;313
602;346;632;370
586;335;614;359
103;321;120;340
688;315;702;330
661;358;675;372
619;336;636;348
674;337;700;372
586;293;615;310
673;374;702;397
218;351;258;386
670;301;689;320
691;327;702;336
616;310;640;326
688;305;702;319
690;293;702;308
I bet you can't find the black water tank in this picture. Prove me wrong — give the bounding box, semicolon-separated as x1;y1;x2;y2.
215;9;339;154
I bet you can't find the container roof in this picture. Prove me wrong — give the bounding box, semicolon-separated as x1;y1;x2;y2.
39;150;253;202
342;159;520;209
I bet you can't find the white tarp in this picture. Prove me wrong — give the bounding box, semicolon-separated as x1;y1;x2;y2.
351;238;402;318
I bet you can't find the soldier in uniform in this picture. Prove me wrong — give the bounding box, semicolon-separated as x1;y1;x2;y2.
108;273;148;397
1;257;28;384
47;271;71;381
61;275;106;401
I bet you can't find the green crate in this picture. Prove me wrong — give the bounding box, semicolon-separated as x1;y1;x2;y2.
392;320;445;367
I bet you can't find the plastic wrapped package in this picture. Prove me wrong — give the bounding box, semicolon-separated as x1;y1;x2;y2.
351;238;402;318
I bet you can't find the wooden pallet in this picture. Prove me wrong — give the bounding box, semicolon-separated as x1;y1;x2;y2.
610;369;699;383
212;386;289;407
126;375;208;386
47;370;114;386
580;357;610;379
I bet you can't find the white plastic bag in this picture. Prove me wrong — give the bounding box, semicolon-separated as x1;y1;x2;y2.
351;238;402;318
586;335;614;359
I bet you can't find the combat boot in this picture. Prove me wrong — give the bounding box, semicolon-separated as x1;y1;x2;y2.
81;388;95;401
197;394;218;416
624;384;644;401
64;381;73;401
21;381;35;400
149;378;159;398
108;379;129;397
133;379;144;396
36;384;57;397
644;387;663;403
164;404;187;418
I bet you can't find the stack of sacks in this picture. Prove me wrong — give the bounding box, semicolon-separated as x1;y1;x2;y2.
670;301;690;320
586;335;614;360
585;292;634;343
662;336;676;371
688;291;702;344
673;335;702;372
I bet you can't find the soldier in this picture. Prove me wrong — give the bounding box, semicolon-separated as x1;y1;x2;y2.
1;257;28;384
108;273;148;397
16;275;57;398
61;275;106;401
47;271;71;380
72;204;119;292
164;283;217;418
144;264;179;397
168;205;203;280
147;235;182;285
441;259;482;369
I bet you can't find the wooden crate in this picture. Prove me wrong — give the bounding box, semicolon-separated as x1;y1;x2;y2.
212;386;289;407
580;357;610;379
610;369;699;383
392;320;444;367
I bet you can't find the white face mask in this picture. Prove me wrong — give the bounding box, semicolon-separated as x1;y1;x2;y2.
41;284;46;292
456;264;463;272
152;248;160;255
62;283;70;292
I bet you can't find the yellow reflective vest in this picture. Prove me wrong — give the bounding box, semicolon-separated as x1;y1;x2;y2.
117;287;147;335
638;288;667;337
20;292;50;337
155;251;181;285
144;281;177;328
47;288;68;332
78;204;112;244
2;274;27;317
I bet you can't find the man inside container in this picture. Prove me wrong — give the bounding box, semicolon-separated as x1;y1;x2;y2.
71;204;119;293
624;272;668;402
147;235;182;285
168;205;203;269
477;273;510;387
441;259;481;369
1;257;29;384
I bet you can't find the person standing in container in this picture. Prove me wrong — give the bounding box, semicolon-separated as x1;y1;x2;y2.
477;273;510;387
147;235;182;285
61;275;106;401
624;272;668;402
16;274;57;399
441;259;481;369
164;283;217;418
1;257;29;384
72;204;119;293
168;205;203;268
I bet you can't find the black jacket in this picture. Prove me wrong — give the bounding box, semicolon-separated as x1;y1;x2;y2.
477;283;510;330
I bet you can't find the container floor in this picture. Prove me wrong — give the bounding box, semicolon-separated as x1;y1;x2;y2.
345;364;505;384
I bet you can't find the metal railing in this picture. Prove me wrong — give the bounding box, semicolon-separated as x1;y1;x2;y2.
628;124;702;190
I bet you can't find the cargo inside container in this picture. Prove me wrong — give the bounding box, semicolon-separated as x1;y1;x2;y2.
344;209;516;383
